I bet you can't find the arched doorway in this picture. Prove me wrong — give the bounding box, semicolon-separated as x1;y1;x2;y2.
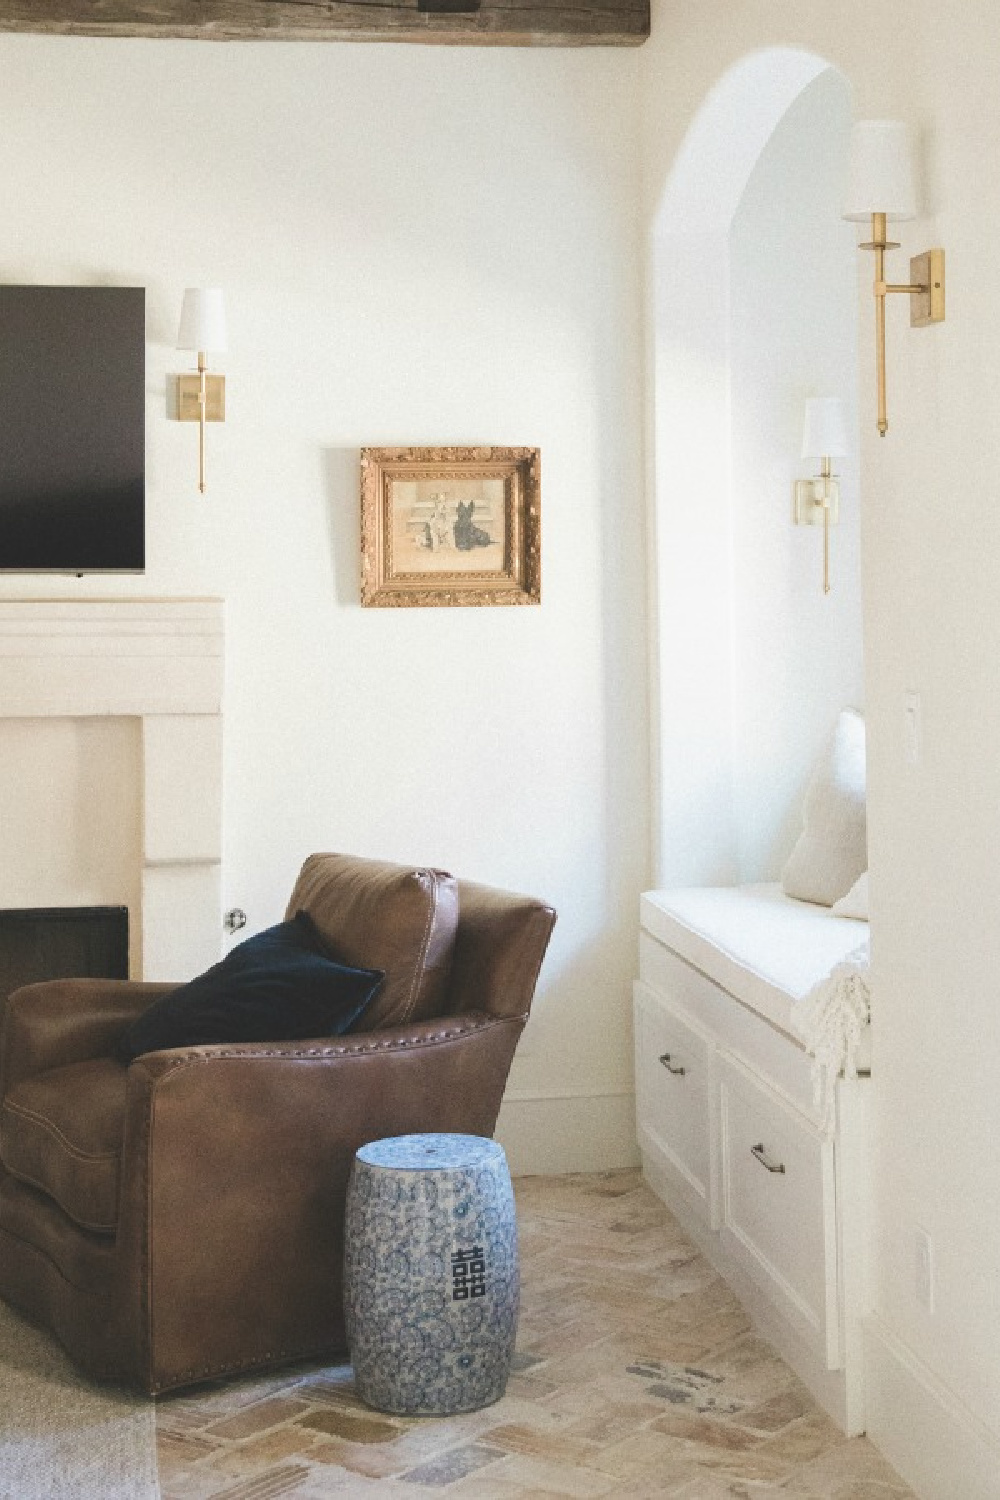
651;49;862;889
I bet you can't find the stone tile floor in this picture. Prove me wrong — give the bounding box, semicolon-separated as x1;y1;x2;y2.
156;1172;914;1498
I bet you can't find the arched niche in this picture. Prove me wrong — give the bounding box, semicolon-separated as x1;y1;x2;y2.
651;48;862;889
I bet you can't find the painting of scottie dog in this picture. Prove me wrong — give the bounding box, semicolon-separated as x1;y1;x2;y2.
399;481;503;576
453;500;492;551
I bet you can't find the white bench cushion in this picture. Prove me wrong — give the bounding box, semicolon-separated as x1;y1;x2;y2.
640;882;868;1041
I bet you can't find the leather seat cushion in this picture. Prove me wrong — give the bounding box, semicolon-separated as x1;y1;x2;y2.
286;853;460;1030
0;1057;127;1233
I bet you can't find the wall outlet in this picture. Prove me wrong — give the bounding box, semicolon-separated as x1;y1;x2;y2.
915;1226;934;1312
904;691;922;767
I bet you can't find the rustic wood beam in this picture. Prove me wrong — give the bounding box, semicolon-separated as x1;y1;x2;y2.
0;0;649;46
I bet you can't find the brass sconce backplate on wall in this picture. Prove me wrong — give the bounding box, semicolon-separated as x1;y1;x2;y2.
909;248;946;327
176;373;226;423
793;478;840;528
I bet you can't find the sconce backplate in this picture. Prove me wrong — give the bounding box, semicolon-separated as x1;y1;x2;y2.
910;249;946;327
176;373;226;422
793;478;840;526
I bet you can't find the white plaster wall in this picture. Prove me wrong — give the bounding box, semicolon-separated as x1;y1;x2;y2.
642;3;1000;1490
729;69;863;880
650;222;739;889
0;34;646;1174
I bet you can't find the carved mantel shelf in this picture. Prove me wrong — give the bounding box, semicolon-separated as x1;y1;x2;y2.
0;598;223;719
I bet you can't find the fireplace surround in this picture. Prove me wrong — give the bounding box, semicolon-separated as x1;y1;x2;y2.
0;600;224;982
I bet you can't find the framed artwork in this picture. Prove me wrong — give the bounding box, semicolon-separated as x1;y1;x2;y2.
360;446;541;608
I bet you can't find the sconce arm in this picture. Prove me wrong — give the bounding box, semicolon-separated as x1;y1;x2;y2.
859;214;945;434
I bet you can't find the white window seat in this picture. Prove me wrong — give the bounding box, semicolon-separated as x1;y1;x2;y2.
640;881;869;1067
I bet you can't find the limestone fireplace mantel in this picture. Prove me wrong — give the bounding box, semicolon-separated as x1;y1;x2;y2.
0;599;224;981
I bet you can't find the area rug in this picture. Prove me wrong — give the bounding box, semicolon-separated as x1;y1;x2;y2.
0;1302;158;1500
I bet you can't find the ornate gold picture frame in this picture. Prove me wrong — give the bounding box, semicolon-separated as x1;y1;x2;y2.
360;446;541;608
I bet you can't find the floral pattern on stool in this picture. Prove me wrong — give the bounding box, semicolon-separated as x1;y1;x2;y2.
344;1132;518;1416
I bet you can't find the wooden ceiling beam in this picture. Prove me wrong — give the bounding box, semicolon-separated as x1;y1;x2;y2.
0;0;649;47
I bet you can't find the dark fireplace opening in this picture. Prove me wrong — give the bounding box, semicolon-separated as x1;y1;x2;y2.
0;906;129;1007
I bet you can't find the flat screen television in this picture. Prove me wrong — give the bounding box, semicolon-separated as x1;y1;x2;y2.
0;286;145;572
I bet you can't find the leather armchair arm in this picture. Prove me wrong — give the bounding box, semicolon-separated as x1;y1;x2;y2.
0;979;177;1100
116;1010;525;1392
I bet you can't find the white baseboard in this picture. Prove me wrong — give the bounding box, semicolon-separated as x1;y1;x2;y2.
497;1090;639;1175
865;1314;1000;1500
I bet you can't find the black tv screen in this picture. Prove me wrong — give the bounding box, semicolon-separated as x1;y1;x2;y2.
0;286;145;572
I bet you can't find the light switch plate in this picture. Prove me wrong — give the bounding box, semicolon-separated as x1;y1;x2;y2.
915;1226;934;1312
904;691;922;766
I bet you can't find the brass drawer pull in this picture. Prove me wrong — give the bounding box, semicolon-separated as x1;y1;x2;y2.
658;1052;686;1076
751;1143;786;1174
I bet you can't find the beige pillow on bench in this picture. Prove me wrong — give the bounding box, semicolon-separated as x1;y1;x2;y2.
782;709;867;907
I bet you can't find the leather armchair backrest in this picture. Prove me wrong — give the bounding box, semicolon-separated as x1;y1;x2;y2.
446;880;557;1021
286;855;556;1027
286;853;460;1030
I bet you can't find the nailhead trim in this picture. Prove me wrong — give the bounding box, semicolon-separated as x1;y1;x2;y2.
145;1015;523;1069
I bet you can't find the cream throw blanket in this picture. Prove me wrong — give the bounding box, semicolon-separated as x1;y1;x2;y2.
791;940;871;1129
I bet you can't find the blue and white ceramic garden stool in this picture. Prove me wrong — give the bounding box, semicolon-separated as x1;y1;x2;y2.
344;1133;518;1416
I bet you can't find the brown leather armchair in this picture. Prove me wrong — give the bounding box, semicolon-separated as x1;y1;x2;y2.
0;855;555;1394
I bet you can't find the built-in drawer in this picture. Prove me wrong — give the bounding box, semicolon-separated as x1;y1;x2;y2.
634;981;715;1227
718;1052;841;1370
639;931;825;1125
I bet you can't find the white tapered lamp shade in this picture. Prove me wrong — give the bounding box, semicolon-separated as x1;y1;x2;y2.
802;397;849;460
177;288;227;352
843;120;916;222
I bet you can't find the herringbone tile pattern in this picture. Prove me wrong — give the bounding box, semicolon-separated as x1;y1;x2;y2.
156;1172;914;1498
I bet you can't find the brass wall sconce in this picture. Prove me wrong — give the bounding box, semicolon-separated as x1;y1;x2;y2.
174;288;226;492
843;120;944;437
794;396;848;595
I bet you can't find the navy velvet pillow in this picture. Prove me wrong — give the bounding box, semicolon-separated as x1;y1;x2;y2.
118;912;384;1063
